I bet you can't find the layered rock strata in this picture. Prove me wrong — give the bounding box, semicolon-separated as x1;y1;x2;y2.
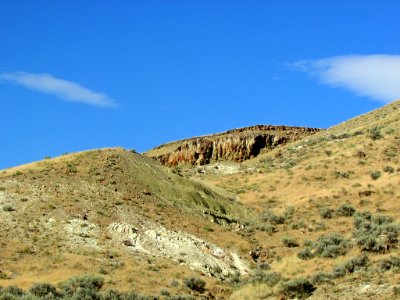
147;125;321;166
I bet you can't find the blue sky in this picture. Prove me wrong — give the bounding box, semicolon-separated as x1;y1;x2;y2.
1;1;400;169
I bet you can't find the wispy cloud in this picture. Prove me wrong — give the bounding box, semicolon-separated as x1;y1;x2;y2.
295;54;400;103
0;72;116;107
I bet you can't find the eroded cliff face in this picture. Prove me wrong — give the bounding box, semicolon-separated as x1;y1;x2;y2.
146;125;321;166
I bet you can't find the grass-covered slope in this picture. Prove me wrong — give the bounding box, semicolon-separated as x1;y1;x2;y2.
197;100;400;299
0;148;255;298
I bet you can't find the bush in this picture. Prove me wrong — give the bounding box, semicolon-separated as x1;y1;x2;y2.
248;271;282;287
372;214;393;225
0;286;24;297
377;256;400;271
282;236;299;248
342;255;369;273
311;272;332;284
383;166;395;173
68;287;102;300
314;233;349;258
320;208;334;219
260;211;286;225
297;248;314;260
353;211;372;228
257;263;270;271
335;204;356;217
29;283;60;298
60;275;104;297
370;171;381;180
256;223;276;234
332;255;368;278
369;126;383;140
280;277;316;299
353;212;400;252
183;277;205;293
102;289;124;300
2;205;15;212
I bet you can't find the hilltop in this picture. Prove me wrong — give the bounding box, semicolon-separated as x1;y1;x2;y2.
145;125;320;167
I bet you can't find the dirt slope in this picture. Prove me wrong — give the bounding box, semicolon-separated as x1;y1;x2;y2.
0;148;255;297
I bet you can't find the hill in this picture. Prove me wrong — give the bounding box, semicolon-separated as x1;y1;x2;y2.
0;148;256;298
1;100;399;299
194;100;400;299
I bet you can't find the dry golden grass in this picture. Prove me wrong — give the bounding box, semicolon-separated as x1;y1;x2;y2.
193;100;400;298
0;148;253;298
0;101;399;299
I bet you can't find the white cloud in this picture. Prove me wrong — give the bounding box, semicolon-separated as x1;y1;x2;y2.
0;72;116;107
295;54;400;103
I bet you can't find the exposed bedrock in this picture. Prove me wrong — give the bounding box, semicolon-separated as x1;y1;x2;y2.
148;125;321;166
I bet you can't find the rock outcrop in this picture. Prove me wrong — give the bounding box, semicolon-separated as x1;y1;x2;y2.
108;221;249;279
146;125;321;166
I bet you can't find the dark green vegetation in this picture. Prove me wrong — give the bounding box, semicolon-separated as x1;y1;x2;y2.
0;275;198;299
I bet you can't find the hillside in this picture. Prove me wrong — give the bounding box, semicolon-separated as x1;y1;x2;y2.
0;148;256;298
194;100;400;299
0;101;399;299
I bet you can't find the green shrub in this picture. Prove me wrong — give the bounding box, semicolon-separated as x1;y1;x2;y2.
0;286;24;297
331;264;347;278
226;273;241;287
291;220;306;230
284;206;295;219
257;263;270;271
370;171;381;180
372;214;393;225
334;171;350;179
383;166;395;173
282;236;299;248
377;256;400;271
60;275;104;298
342;255;369;273
320;208;334;219
311;272;333;284
280;277;316;299
102;289;124;300
314;233;349;258
303;240;313;247
160;289;170;297
297;248;314;260
263;272;282;287
29;283;60;298
0;293;19;300
248;271;282;287
353;212;400;252
183;277;205;293
332;255;368;278
335;204;356;217
68;287;102;300
261;211;286;224
369;126;383;140
257;223;276;234
2;205;15;212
